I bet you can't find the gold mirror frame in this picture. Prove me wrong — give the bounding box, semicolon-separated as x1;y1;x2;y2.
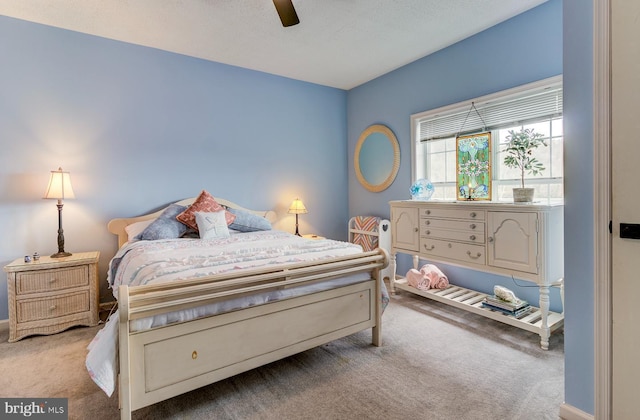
354;124;400;192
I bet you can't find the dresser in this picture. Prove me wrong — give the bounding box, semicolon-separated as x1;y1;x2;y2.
4;251;100;342
389;200;563;349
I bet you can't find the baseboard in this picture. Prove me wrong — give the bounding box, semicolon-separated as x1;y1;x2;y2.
559;403;594;420
0;319;8;333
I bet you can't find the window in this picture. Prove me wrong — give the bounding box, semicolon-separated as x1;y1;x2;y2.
411;76;563;201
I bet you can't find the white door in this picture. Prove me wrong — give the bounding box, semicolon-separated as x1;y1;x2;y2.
611;1;640;416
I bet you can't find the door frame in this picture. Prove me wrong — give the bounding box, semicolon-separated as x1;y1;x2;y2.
593;0;611;418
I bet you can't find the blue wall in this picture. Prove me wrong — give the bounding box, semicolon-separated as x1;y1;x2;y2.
563;0;595;414
0;15;348;313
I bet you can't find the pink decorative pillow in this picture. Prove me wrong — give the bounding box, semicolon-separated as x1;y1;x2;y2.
176;190;236;231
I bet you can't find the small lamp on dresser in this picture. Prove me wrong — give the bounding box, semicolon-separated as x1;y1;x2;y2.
288;198;307;236
44;167;75;258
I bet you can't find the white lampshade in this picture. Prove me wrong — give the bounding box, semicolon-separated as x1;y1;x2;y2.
288;198;308;214
44;167;75;200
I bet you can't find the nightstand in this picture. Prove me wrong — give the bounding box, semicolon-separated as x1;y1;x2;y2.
302;234;325;240
4;251;100;342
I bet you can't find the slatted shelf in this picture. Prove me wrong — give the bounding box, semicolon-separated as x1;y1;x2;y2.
393;277;564;336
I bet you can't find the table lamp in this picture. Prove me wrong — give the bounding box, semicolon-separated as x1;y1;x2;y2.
288;198;307;236
44;167;75;258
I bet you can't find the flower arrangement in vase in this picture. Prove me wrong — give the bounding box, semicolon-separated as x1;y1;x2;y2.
502;128;547;202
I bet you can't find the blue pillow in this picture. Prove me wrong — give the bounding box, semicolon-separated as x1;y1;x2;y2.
228;208;272;232
138;204;189;240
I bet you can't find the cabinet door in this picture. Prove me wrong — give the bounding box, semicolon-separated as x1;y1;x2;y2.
391;206;419;252
487;211;538;274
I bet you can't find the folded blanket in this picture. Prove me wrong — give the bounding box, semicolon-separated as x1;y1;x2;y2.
421;264;449;289
406;268;430;290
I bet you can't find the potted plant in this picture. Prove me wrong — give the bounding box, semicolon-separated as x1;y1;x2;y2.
502;128;547;202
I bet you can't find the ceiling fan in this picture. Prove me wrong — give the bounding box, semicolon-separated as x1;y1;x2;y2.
273;0;300;27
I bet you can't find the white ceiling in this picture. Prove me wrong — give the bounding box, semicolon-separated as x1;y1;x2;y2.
0;0;548;90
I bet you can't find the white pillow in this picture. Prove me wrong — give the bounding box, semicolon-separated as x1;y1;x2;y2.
125;219;155;242
195;211;230;240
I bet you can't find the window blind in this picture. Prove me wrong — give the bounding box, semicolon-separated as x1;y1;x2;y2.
419;85;563;141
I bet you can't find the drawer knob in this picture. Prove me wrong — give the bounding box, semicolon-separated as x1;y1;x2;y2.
426;210;431;215
467;251;482;259
192;351;198;360
470;224;476;229
49;305;57;311
426;230;431;235
49;278;57;283
425;220;431;225
470;212;477;218
414;227;419;232
470;235;476;241
424;244;435;251
488;237;494;243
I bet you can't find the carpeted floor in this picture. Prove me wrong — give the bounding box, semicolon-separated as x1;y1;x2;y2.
0;290;563;420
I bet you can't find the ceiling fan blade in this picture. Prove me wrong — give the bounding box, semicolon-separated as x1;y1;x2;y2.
273;0;300;27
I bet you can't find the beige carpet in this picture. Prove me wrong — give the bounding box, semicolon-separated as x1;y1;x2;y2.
0;291;563;420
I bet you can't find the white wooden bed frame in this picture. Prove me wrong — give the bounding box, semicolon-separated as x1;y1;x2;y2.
107;197;388;420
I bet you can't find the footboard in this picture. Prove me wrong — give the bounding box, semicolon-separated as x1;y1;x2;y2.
118;249;388;420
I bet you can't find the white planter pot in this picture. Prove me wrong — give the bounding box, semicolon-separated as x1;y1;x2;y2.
513;188;535;203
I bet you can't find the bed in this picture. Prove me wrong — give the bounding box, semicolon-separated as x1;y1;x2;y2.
86;194;389;420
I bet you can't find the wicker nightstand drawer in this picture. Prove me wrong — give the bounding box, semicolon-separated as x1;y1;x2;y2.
16;266;89;295
17;290;90;323
4;251;100;342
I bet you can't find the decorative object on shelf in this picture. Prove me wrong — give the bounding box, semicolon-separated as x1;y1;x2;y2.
456;132;491;201
410;178;435;201
494;285;519;303
354;124;400;193
44;167;75;258
502;127;547;203
288;198;307;236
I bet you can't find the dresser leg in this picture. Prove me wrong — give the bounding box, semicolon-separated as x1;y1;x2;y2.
539;285;551;350
389;252;397;294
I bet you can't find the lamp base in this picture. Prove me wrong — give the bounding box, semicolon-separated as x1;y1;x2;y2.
51;251;72;258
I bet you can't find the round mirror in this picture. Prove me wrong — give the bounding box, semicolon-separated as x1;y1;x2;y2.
354;124;400;192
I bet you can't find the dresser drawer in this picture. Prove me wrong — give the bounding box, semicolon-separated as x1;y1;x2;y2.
422;227;485;244
16;266;88;295
16;290;90;323
420;207;485;221
421;218;484;232
420;238;486;265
